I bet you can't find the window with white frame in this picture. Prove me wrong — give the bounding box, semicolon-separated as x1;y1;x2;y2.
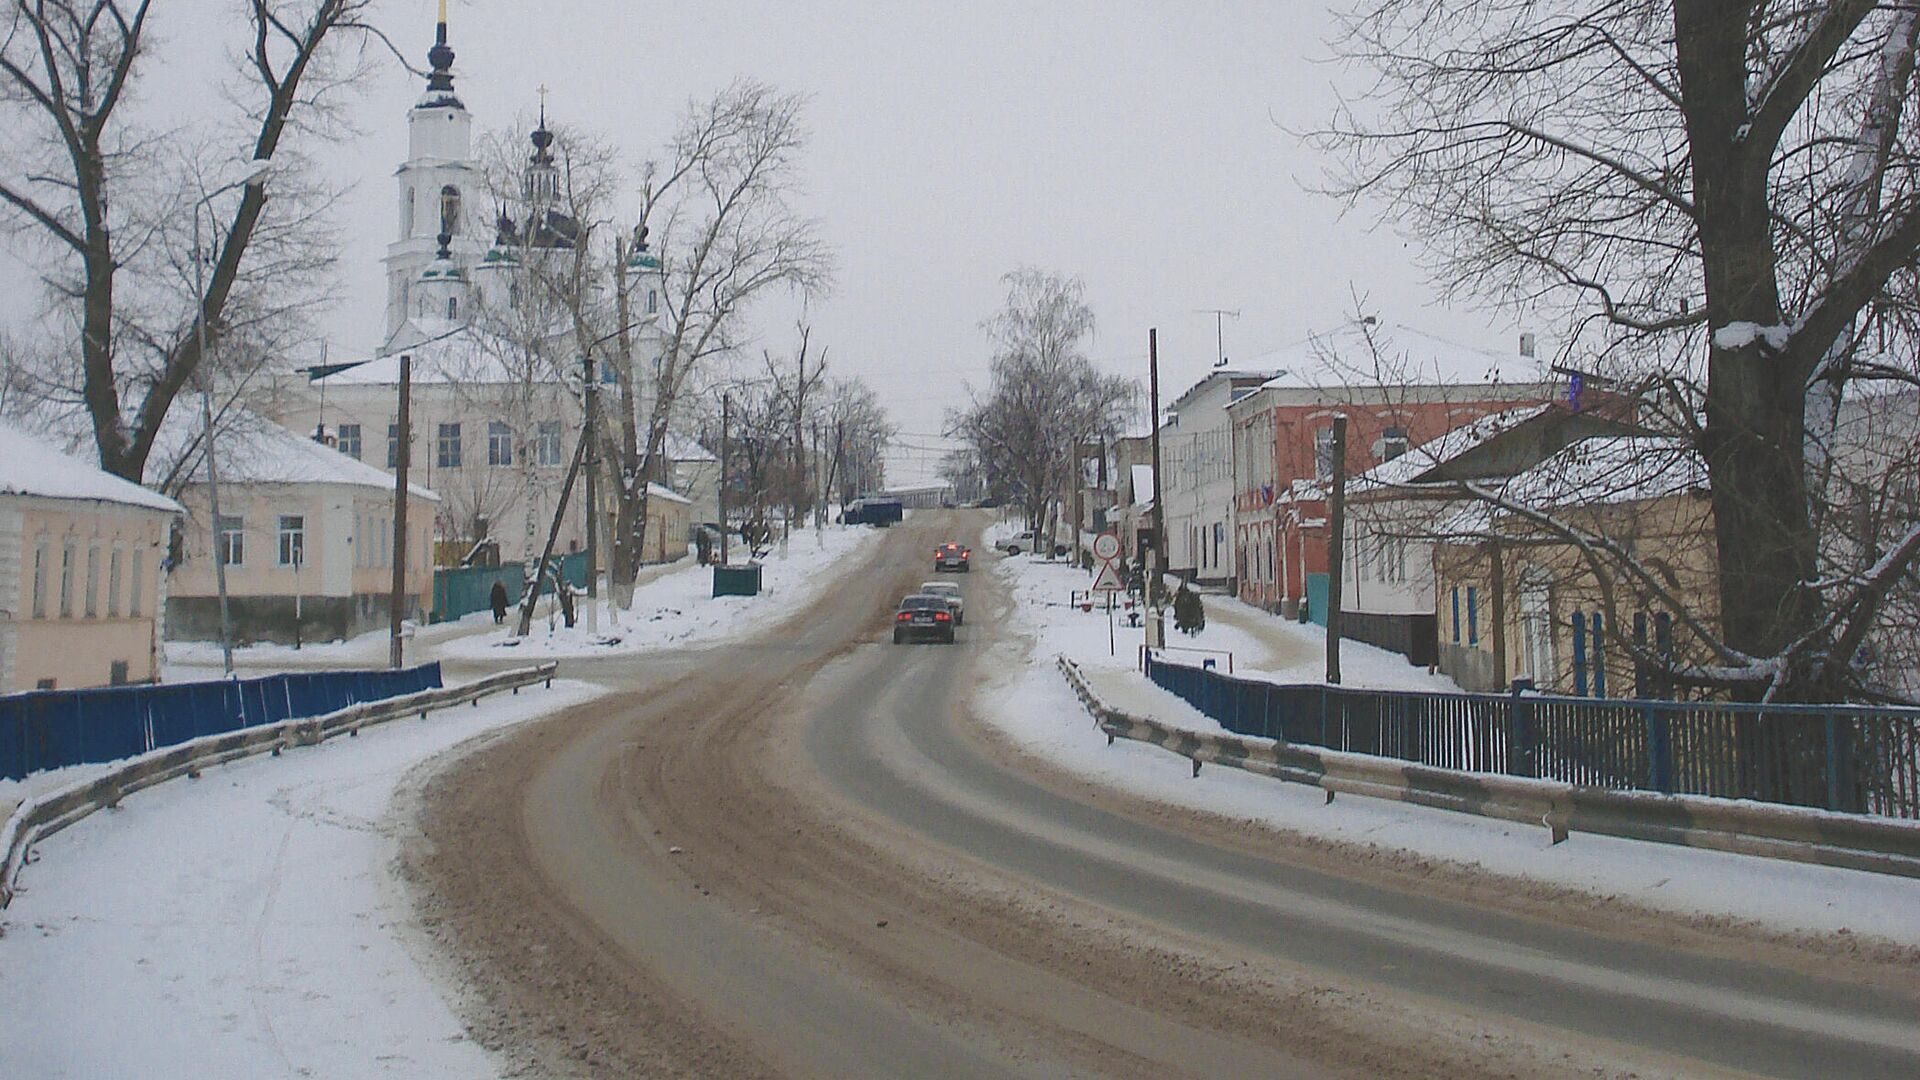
32;538;48;618
488;420;513;466
437;422;462;468
278;515;305;567
337;423;361;460
217;515;244;567
108;545;123;617
129;550;144;617
59;540;75;617
1314;425;1335;480
536;420;563;466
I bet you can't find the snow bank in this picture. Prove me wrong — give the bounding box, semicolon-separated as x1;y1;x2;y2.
437;524;884;660
0;678;604;1079
987;555;1920;946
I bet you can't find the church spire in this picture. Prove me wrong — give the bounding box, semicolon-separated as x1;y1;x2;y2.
422;0;460;106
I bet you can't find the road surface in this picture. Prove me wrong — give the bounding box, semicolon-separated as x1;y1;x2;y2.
403;512;1920;1078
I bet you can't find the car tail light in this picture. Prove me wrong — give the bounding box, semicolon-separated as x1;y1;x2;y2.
897;611;912;621
933;611;951;622
962;548;971;557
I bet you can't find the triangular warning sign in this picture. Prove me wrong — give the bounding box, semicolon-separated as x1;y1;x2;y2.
1089;558;1126;592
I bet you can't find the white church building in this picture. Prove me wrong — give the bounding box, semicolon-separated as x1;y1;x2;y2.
260;8;698;567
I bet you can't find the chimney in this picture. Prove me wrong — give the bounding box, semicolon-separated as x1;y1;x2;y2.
1519;332;1536;358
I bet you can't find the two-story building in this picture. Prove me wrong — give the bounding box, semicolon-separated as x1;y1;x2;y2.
1159;369;1275;590
1227;321;1563;617
0;420;181;691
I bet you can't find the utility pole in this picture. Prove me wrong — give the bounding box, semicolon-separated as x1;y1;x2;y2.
389;354;413;669
517;430;588;637
719;390;732;565
1148;328;1168;648
582;349;599;633
194;207;235;678
1196;308;1240;368
1325;414;1348;684
813;421;825;546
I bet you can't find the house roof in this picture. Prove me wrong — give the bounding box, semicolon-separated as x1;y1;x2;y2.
1255;322;1545;390
664;434;716;463
1166;368;1282;416
1347;404;1556;493
0;419;184;514
170;413;441;501
1497;436;1706;508
647;482;690;505
315;322;572;387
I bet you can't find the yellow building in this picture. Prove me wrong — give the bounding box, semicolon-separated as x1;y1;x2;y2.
0;421;183;691
1433;437;1717;696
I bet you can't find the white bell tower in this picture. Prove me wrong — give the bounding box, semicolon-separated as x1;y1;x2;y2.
382;1;484;344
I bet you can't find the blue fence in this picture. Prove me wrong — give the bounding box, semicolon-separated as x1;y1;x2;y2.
1144;653;1920;819
0;664;443;782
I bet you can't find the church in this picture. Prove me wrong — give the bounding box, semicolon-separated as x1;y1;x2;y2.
260;5;694;570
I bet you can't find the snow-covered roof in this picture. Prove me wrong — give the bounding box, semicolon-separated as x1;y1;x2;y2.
647;482;690;506
1496;436;1705;508
1166;368;1282;415
1129;464;1155;507
172;414;440;501
0;419;183;514
1349;404;1554;494
315;323;571;388
1256;322;1546;390
664;434;716;463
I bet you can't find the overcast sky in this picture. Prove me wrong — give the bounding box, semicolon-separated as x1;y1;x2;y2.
5;1;1526;485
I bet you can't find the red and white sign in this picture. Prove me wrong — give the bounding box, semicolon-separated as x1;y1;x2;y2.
1092;531;1121;561
1090;557;1126;593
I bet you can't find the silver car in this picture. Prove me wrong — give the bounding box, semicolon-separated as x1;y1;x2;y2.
919;581;964;625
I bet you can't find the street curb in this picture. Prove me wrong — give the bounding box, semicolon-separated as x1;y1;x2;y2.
1;663;559;909
1056;655;1920;878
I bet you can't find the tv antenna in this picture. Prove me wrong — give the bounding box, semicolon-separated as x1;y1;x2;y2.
1195;308;1240;367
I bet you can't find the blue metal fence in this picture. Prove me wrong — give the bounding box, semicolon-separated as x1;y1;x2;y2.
0;664;443;782
1144;653;1920;819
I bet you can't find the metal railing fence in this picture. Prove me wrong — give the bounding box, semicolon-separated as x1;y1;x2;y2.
0;664;444;781
1144;653;1920;819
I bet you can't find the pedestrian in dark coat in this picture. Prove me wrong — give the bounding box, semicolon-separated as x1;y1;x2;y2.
489;580;509;624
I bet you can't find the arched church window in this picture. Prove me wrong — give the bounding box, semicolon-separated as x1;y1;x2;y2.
647;289;658;315
402;188;415;238
448;297;459;320
440;185;462;236
417;296;428;318
509;281;521;309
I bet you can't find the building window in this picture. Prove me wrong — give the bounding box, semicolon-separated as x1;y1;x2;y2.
447;296;459;320
217;515;244;567
32;538;48;618
1379;426;1409;462
129;550;144;617
337;423;361;460
402;187;415;237
647;289;658;314
536;420;562;466
1466;585;1479;645
108;546;123;617
59;540;75;618
388;423;402;468
1451;586;1461;644
278;515;305;567
84;542;100;618
440;184;462;236
1314;425;1335;480
437;422;463;468
489;420;513;466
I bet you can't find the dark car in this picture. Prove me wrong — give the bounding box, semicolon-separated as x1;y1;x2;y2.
892;594;956;644
934;541;971;572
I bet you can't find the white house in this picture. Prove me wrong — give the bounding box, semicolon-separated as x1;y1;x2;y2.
1158;369;1275;588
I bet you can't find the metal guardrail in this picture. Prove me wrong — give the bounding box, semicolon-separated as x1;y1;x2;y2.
1;663;558;909
1143;653;1920;819
1061;656;1920;878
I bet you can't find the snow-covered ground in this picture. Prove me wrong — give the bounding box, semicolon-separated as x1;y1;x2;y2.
987;553;1920;946
0;678;604;1079
436;525;883;660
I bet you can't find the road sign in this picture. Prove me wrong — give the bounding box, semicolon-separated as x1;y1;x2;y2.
1090;558;1126;592
1092;531;1120;561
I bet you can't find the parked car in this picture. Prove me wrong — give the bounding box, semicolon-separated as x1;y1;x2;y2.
934;541;971;572
919;581;964;625
997;530;1038;554
892;594;956;643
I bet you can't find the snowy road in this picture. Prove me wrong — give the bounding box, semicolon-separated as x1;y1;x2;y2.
406;512;1920;1079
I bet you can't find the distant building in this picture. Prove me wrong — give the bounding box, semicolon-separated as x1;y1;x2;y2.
165;419;440;646
0;420;182;691
1159;369;1276;589
883;483;953;510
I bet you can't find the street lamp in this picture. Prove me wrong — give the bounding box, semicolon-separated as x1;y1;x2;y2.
194;157;273;676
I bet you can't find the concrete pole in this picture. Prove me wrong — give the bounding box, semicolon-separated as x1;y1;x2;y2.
1148;328;1167;648
194;206;235;677
1325;414;1348;685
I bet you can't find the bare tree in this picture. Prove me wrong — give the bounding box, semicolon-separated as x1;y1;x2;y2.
1316;1;1920;700
949;270;1136;543
0;0;392;480
604;80;833;595
821;376;894;504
